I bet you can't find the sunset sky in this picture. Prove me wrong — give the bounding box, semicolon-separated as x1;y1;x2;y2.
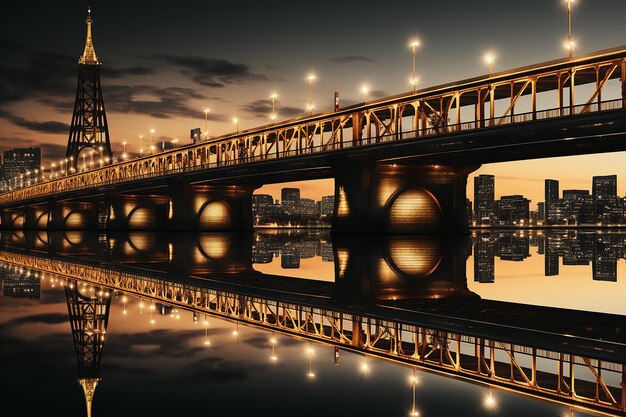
1;0;626;204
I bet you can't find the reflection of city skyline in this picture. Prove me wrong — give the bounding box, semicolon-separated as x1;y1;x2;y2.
472;231;626;283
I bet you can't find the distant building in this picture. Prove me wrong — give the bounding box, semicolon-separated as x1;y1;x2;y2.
494;195;530;226
297;198;317;216
321;195;335;218
474;235;495;283
474;175;495;225
1;147;41;191
562;190;593;225
252;194;275;223
536;202;545;222
281;188;300;214
545;179;559;224
593;175;621;224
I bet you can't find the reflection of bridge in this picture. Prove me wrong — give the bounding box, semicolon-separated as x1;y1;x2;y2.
0;232;624;415
1;48;626;233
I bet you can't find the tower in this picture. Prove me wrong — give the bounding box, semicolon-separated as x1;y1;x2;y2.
66;7;111;170
66;279;111;417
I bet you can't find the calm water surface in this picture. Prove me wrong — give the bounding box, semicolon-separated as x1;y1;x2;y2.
0;230;624;417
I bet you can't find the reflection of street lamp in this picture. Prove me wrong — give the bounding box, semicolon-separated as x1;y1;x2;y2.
270;93;278;121
409;39;420;93
409;368;419;416
270;333;277;362
484;386;496;410
307;74;316;115
306;342;315;378
203;315;211;346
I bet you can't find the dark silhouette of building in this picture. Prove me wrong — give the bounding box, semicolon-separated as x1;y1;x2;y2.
281;188;301;215
321;195;335;218
494;195;530;226
474;235;495;282
545;179;559;224
592;175;621;224
562;190;593;225
474;175;495;225
1;148;41;191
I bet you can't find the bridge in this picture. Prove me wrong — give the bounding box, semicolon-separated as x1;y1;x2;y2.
0;231;624;415
1;47;626;233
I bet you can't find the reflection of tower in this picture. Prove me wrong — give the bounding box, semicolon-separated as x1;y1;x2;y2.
66;7;112;168
545;179;559;224
544;236;560;277
65;279;111;417
474;235;495;283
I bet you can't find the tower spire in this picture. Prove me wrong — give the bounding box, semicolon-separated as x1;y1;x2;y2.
79;6;99;65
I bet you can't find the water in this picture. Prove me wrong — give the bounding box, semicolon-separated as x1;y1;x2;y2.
0;230;624;417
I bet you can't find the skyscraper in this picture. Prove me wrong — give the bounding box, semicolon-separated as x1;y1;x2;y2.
545;179;559;224
474;175;494;225
281;188;300;214
1;148;41;191
592;175;620;224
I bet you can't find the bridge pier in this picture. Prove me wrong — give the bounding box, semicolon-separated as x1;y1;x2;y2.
168;184;257;232
49;201;99;230
108;194;169;230
331;163;479;234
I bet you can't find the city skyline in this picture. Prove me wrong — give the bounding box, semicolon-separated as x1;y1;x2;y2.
2;1;626;201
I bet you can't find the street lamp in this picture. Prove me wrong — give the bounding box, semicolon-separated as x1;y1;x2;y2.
122;141;127;159
172;138;178;148
270;93;278;121
484;52;495;77
360;84;370;101
204;108;210;139
409;39;420;93
565;0;576;60
233;108;240;133
307;73;316;115
139;134;143;156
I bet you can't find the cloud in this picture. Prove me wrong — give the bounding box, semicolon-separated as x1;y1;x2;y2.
4;313;68;327
242;99;303;119
151;54;270;87
104;328;227;359
0;109;70;134
328;55;375;64
0;38;76;104
104;84;226;120
101;66;155;78
174;356;268;384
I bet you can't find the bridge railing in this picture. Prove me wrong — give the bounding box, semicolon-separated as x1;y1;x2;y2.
1;98;624;206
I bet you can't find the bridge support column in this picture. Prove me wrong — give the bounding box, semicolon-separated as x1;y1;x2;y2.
1;208;26;230
48;201;99;230
332;162;479;234
24;205;50;230
168;183;258;232
108;194;169;230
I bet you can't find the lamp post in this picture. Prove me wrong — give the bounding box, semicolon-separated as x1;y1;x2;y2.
150;129;155;146
122;141;127;160
409;39;420;93
566;0;575;60
360;84;370;101
307;74;316;115
139;134;143;156
484;52;495;77
270;93;278;121
204;108;210;139
172;138;178;148
233;108;239;133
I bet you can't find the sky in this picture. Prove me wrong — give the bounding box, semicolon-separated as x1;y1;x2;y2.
1;0;626;203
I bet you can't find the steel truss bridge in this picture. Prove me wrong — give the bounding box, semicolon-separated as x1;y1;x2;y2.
1;47;626;233
0;241;624;415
